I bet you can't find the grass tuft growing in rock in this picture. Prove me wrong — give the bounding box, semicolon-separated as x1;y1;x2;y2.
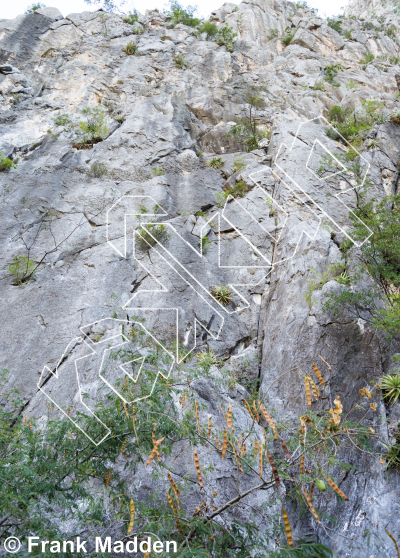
123;41;138;55
206;157;224;169
174;53;188;69
86;161;108;178
136;224;171;251
211;284;232;305
72;106;109;149
196;349;219;370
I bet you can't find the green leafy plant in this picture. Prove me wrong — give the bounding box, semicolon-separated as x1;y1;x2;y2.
380;373;400;406
136;223;171;251
164;0;200;27
268;28;279;40
8;255;37;285
174;53;188;69
25;2;45;13
151;168;164;176
228;81;268;152
86;161;108;178
0;350;388;556
216;24;237;52
323;64;345;86
52;113;72;127
343;29;353;39
362;21;375;31
206;156;224;169
323;195;400;338
359;51;375;69
281;32;295;46
224;181;249;199
123;40;138;55
201;235;212;254
72;106;109;148
231;155;246;173
311;81;325;91
304;263;351;308
326;100;386;151
385;25;397;38
123;10;139;24
327;18;342;34
198;19;218;39
211;284;232;305
345;79;358;89
0;152;17;172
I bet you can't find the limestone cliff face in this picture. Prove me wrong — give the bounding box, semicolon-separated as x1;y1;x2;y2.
0;1;400;556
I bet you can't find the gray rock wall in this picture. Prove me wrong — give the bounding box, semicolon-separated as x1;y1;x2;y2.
1;0;400;555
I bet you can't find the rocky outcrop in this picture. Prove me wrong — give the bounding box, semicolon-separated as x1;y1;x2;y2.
1;0;400;556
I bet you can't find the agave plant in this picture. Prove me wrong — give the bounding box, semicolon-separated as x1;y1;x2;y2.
380;373;400;406
196;349;219;371
211;285;232;305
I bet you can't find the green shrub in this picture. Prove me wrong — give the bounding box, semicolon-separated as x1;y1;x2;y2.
151;168;164;176
359;52;375;68
211;284;232;305
164;0;200;27
327;18;342;34
201;235;212;254
73;106;109;148
324;64;344;86
385;25;397;38
198;19;218;39
123;10;138;24
136;223;171;251
281;32;295;46
343;29;353;39
174;53;188;69
223;181;249;199
311;81;325;91
206;157;224;169
25;2;45;13
216;24;237;52
0;152;17;172
123;41;138;55
231;155;246;173
86;161;108;178
267;28;279;40
304;263;351;308
326;100;385;149
228;82;268;152
8;255;37;285
362;21;375;31
345;79;358;89
323;194;400;339
52;113;72;127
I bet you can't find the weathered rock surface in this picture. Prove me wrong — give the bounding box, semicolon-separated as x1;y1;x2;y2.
1;0;400;555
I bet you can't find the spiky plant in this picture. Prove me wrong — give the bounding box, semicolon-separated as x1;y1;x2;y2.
206;157;224;169
380;373;400;406
196;349;218;371
211;285;232;305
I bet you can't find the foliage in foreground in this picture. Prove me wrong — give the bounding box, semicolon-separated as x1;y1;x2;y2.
322;194;400;339
0;332;392;557
228;81;270;151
